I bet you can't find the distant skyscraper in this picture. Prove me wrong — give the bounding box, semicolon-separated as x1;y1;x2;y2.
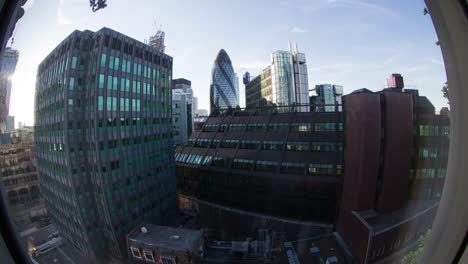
0;48;19;132
387;73;404;89
193;96;199;117
315;84;343;112
210;49;239;112
5;115;14;132
197;109;208;117
244;44;309;112
149;29;165;53
34;28;177;260
172;78;194;145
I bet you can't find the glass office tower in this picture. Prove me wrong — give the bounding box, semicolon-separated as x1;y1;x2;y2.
0;48;19;132
315;84;343;112
34;28;177;260
210;49;239;112
245;44;309;112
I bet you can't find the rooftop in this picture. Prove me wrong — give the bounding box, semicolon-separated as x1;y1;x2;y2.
128;224;203;252
278;234;349;264
357;200;439;233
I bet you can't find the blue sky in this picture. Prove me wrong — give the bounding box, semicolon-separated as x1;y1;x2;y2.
10;0;447;125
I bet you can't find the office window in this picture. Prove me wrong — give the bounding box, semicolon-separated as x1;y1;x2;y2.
114;57;120;71
98;96;104;111
254;160;279;172
240;140;260;150
220;139;238;148
122;59;127;72
100;53;107;67
202;156;213;165
71;56;77;69
203;124;218;132
247;123;265;132
232;159;254;170
267;123;288;132
286;142;309;152
229;123;246;132
99;74;105;89
211;157;225;167
130;247;142;259
69;77;75;90
107;97;112;111
112;97;117;111
280;162;305;175
113;76;118;90
143;250;155;262
291;123;311;132
109;55;114;69
160;256;176;264
262;141;283;151
108;76;113;89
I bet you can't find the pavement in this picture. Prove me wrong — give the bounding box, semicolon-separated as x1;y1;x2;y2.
20;224;95;264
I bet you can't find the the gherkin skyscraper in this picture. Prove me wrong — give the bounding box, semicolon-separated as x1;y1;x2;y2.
210;49;239;113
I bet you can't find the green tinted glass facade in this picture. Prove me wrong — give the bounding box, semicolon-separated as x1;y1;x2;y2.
34;28;177;260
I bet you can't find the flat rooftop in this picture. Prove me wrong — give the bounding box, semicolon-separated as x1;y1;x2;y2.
357;200;439;233
278;234;349;264
128;224;203;252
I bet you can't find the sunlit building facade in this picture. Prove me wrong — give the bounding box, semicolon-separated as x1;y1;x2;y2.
34;28;177;260
0;48;19;133
210;49;239;113
314;84;343;112
244;44;309;112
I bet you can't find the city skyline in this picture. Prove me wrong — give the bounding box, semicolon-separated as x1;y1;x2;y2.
9;0;446;126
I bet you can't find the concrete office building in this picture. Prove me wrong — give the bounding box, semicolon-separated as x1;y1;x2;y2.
127;224;204;264
244;44;309;112
172;78;194;145
193;96;199;117
337;86;450;263
210;49;239;112
313;84;343;112
0;128;46;228
172;91;192;145
176;75;449;262
176;107;343;239
34;28;177;260
0;48;19;133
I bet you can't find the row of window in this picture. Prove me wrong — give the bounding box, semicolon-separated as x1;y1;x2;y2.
190;138;342;152
202;122;343;133
419;125;449;136
97;96;140;112
175;153;342;176
100;53;170;81
98;73;168;96
414;168;446;179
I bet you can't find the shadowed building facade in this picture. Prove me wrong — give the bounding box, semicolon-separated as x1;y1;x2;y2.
337;87;450;263
34;28;177;260
176;107;343;239
210;49;239;113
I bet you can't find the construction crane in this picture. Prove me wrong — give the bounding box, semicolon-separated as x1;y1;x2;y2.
89;0;107;12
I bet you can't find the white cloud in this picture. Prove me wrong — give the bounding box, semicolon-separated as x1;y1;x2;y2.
291;27;308;33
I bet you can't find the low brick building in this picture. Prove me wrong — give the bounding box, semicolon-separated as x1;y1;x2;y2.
127;224;204;264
